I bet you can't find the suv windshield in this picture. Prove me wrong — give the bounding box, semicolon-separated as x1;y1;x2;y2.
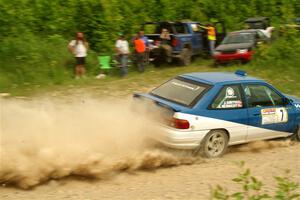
150;77;210;107
144;23;173;34
222;32;255;44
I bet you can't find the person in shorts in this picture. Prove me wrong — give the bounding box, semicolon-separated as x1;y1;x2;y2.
160;29;172;62
68;32;88;79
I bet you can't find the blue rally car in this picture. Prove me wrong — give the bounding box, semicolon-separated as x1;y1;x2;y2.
134;71;300;158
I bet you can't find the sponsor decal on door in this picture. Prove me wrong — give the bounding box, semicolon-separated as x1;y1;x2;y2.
261;107;288;125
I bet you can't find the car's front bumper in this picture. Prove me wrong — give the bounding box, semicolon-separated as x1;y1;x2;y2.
213;51;253;62
151;126;210;150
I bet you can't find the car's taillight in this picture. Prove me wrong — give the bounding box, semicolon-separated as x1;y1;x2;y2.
171;38;180;47
170;117;190;129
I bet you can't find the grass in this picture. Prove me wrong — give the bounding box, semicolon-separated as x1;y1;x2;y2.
2;57;299;98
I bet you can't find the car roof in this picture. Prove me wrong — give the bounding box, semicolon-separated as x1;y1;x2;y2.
245;17;269;22
180;72;263;85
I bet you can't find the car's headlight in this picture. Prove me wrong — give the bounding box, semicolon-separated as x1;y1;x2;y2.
237;49;248;53
213;51;221;55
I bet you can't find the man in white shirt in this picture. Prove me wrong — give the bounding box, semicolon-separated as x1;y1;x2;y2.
115;33;130;77
261;27;274;38
68;32;88;79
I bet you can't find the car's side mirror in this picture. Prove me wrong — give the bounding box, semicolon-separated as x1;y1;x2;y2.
283;97;291;105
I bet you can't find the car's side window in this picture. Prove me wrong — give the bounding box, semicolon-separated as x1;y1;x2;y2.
244;84;284;107
174;24;188;34
211;85;244;109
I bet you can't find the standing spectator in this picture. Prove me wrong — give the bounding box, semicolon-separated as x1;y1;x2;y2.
115;33;130;77
139;30;149;47
134;33;146;72
201;23;217;55
160;28;172;62
139;30;150;65
68;32;88;79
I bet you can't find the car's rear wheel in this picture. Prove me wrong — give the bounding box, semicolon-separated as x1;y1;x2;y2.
196;130;229;158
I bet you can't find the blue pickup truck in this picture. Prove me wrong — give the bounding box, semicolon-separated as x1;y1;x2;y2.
143;21;226;66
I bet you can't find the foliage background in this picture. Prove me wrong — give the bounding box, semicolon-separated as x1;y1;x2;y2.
0;0;300;91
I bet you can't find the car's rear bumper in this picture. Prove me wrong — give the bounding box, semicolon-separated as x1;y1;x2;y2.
213;51;253;62
151;126;210;150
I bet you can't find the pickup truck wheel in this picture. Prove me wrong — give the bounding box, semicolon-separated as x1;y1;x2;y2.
179;48;192;66
153;58;161;67
195;130;229;158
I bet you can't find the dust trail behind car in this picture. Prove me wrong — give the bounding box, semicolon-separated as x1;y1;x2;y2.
0;97;199;189
0;97;295;189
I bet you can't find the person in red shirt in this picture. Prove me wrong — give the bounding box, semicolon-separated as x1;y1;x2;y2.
133;33;146;72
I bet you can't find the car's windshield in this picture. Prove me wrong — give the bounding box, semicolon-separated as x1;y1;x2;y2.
222;32;255;44
150;77;209;107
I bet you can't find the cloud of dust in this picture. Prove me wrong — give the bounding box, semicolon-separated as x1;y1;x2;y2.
0;97;198;189
233;140;295;153
1;96;295;189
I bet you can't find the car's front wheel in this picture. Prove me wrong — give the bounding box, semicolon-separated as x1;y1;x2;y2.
292;125;300;141
195;130;229;158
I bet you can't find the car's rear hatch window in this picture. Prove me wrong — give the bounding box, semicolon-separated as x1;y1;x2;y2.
150;77;210;107
222;32;255;44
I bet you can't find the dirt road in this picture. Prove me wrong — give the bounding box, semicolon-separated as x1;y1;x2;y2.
1;142;299;200
1;96;300;200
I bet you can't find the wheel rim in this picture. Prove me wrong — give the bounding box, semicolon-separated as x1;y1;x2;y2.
205;132;226;157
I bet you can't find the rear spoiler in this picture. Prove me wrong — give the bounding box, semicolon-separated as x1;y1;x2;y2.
133;93;181;112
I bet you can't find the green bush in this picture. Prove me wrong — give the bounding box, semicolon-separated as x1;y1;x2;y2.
0;0;300;92
252;31;300;69
0;33;99;91
211;161;300;200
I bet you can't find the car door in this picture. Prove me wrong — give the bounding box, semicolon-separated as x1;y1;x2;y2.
243;83;295;141
189;23;203;53
208;84;248;144
215;21;226;45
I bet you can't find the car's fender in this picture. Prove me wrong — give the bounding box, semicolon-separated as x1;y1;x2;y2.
284;94;300;126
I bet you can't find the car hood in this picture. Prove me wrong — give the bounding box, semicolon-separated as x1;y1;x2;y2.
216;43;254;52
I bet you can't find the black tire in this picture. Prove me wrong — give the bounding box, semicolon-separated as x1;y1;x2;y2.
153;58;161;67
241;59;250;65
213;61;220;68
292;125;300;141
195;130;229;158
179;48;192;66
